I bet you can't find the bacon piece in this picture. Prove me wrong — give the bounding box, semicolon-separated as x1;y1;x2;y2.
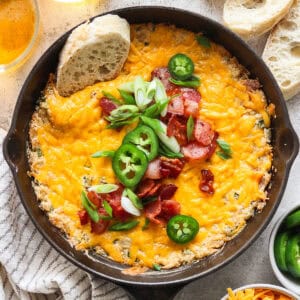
99;97;118;116
91;208;110;234
78;210;89;225
151;67;177;92
105;186;130;221
144;158;161;180
144;199;162;224
182;142;210;161
167;95;184;115
200;169;214;195
167;115;188;146
193;119;214;146
159;184;178;200
136;179;156;198
181;88;201;117
87;191;102;208
160;157;185;178
206;132;219;159
160;200;181;221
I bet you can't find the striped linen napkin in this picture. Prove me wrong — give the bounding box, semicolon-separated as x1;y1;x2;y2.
0;128;129;300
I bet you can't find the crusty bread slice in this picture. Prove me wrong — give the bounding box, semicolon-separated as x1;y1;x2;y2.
263;0;300;100
223;0;294;39
56;14;130;97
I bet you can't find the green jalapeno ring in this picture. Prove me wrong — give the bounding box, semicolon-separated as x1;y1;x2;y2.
167;215;199;244
285;209;300;229
112;143;148;188
286;233;300;278
168;53;194;81
122;125;159;161
274;231;290;272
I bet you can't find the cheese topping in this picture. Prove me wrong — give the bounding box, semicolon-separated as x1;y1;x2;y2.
29;24;273;269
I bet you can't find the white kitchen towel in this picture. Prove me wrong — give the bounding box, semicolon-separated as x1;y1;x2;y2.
0;128;129;300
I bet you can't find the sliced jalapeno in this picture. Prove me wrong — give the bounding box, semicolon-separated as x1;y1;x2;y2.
167;215;199;244
168;53;194;80
122;125;159;161
286;233;300;278
285;209;300;229
112;143;148;188
274;231;290;272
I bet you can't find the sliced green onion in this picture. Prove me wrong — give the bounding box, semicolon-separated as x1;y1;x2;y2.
102;91;122;105
187;116;194;142
216;151;231;160
88;184;119;194
109;220;139;231
196;35;211;48
109;105;139;119
81;191;99;222
91;150;115;158
153;263;161;271
146;79;157;100
216;139;232;156
142;100;168;118
119;81;134;93
169;76;200;88
158;143;184;158
121;196;141;216
134;76;152;109
153;78;169;116
140;116;164;134
103;200;113;217
118;89;136;105
125;188;143;210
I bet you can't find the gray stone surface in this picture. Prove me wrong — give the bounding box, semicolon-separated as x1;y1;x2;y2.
0;1;299;299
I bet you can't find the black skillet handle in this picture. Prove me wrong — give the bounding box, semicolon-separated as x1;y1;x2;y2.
123;283;185;300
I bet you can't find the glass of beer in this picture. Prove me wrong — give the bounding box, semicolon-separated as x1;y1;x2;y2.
0;0;39;72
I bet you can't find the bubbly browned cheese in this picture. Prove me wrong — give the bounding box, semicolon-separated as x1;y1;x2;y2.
28;24;273;270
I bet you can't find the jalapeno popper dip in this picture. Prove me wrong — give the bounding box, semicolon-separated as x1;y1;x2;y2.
28;23;274;272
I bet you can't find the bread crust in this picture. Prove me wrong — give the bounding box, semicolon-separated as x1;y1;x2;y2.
223;0;294;39
56;14;130;97
262;0;300;100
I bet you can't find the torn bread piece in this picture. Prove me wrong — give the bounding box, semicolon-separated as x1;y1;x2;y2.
56;14;130;97
263;0;300;100
223;0;294;40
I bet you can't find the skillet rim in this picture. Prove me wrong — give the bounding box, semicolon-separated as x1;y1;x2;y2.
2;6;299;286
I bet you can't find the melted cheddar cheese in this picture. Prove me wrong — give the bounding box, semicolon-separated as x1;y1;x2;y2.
29;24;273;269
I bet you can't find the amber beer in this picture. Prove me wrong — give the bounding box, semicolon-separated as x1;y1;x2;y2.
0;0;36;66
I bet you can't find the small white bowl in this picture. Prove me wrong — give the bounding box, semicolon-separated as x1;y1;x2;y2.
220;283;299;300
269;205;300;296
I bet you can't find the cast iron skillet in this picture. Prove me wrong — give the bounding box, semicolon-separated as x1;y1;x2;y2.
3;6;299;299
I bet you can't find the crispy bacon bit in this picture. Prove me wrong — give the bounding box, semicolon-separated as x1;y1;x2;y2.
104;186;130;221
151;67;177;92
167;115;187;146
181;88;201;117
206;132;219;159
144;199;162;224
160;200;181;221
144;158;161;180
137;179;155;198
159;184;178;200
193;119;214;146
160;157;185;178
78;210;89;225
182;142;210;160
99;97;118;116
87;191;102;208
167;95;184;115
200;169;214;195
91;220;109;234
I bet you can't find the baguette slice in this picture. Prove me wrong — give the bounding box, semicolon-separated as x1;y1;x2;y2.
223;0;294;39
263;0;300;100
56;14;130;97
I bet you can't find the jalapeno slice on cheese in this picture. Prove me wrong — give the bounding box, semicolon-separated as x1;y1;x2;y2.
112;143;148;188
122;125;159;161
168;53;194;80
167;215;199;244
